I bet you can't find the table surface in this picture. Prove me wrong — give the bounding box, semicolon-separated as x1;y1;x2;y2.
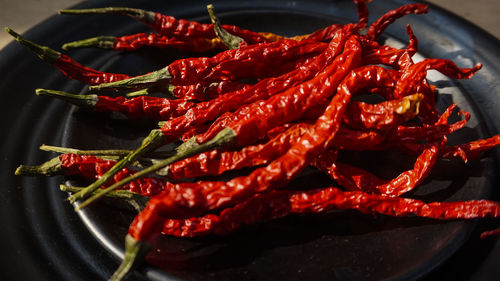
0;0;499;49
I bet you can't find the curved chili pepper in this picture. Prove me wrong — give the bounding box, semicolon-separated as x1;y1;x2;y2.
315;139;444;196
366;4;429;41
5;28;130;85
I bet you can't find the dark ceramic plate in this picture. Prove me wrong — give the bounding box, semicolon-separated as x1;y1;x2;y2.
1;0;500;280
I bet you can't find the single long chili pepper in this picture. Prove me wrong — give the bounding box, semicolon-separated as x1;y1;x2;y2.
158;26;355;143
365;4;429;41
162;186;500;237
36;89;195;121
89;38;329;91
5;28;130;85
63;33;226;53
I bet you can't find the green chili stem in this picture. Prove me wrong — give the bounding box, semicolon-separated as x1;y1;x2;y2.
58;7;156;25
15;156;62;176
75;127;236;210
39;144;174;159
89;67;171;92
4;27;60;64
62;36;116;51
36;89;98;108
67;129;166;204
108;234;151;281
125;88;150;97
61;185;149;212
206;4;244;50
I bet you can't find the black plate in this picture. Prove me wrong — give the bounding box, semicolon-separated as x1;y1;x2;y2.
1;0;500;281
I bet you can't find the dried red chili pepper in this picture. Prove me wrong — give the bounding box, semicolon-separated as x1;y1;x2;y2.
170;81;250;101
62;33;226;53
342;93;422;131
158;26;354;143
6;28;130;85
162;186;500;237
59;6;281;44
314;140;444;196
59;0;369;47
394;58;482;123
89;38;329;91
366;4;429;41
36;89;195;120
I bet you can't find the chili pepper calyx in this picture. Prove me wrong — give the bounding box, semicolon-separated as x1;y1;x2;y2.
5;28;60;64
36;89;98;108
15;156;62;176
62;36;116;51
207;4;245;50
89;67;171;92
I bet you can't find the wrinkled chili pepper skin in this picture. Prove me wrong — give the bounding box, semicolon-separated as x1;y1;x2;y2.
159;26;355;143
167;39;328;86
113;33;225;52
163;186;500;237
129;38;371;241
55;54;131;85
150;12;281;44
95;95;195;120
168;123;310;179
195;34;364;146
171;81;250;101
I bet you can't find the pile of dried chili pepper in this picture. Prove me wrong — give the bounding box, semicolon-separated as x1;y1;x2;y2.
9;1;500;281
